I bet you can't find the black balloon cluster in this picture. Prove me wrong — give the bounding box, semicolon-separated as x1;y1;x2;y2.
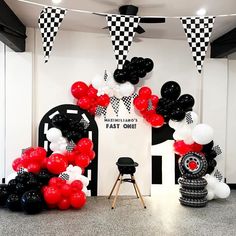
52;114;88;143
156;81;195;122
202;141;218;174
113;57;154;85
0;170;53;214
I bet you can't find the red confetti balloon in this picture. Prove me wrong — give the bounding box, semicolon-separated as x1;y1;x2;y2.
58;198;70;210
133;97;148;111
77;96;91;110
75;153;90;168
76;138;93;153
47;154;68;175
138;87;152;99
70;191;86;209
97;94;110;107
44;186;61;205
71;81;88;99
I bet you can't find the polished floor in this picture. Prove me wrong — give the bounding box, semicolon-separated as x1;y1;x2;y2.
0;186;235;236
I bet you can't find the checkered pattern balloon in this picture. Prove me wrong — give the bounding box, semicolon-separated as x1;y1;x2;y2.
181;16;215;73
106;14;140;69
121;96;132;113
110;96;121;116
38;7;67;63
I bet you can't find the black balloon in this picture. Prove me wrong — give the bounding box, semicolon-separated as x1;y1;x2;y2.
156;107;170;121
202;141;214;153
21;191;43;214
170;107;185;121
66;130;83;143
123;60;130;70
7;179;17;194
6;194;22;211
178;94;195;111
137;69;146;78
129;75;139;85
144;58;154;72
37;170;52;185
26;177;40;191
113;69;127;84
0;184;9;206
161;81;181;100
16;183;26;196
52;114;70;130
208;150;217;159
16;173;30;184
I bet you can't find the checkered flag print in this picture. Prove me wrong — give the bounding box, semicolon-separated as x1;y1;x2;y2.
66;140;76;152
214;169;223;182
17;167;28;175
132;93;138;99
80;118;90;129
95;105;108;117
185;112;193;124
110;96;121;116
104;70;108;81
106;14;140;69
180;16;215;73
121;96;132;113
213;145;222;156
147;99;153;111
59;173;70;181
38;7;67;63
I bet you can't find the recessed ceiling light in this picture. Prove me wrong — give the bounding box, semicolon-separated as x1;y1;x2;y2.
52;0;62;4
196;8;207;16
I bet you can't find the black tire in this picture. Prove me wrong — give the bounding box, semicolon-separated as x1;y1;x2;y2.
178;177;207;189
179;197;207;207
179;152;208;179
180;188;208;198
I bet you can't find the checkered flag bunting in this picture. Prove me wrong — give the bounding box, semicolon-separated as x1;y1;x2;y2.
104;70;108;81
66;140;76;152
38;7;67;63
213;145;222;156
80;118;90;129
147;99;153;111
214;169;223;182
180;16;215;73
110;96;121;116
95;105;107;117
106;14;140;69
132;93;138;99
121;96;132;113
17;167;28;175
59;173;70;181
185;112;193;124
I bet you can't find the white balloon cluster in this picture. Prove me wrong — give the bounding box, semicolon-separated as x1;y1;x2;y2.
169;111;214;145
204;174;230;200
46;128;68;154
60;165;89;195
92;72;134;98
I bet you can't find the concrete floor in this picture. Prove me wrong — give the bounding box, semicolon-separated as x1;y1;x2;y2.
0;187;235;236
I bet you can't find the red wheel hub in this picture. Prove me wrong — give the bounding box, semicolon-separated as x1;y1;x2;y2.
189;161;198;170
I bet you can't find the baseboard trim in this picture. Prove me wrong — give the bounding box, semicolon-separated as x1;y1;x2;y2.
228;184;236;189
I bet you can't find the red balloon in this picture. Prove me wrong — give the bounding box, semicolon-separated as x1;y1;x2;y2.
87;150;96;160
88;106;97;116
76;138;93;153
41;158;48;169
23;147;35;156
47;154;68;175
138;87;152;99
75;153;90;168
87;85;98;98
65;151;77;165
97;94;110;107
30;149;45;164
151;95;159;108
77;96;91;110
191;143;203;153
133;97;148;111
71;81;88;99
149;114;164;127
12;158;22;171
58;198;70;210
61;184;72;198
21;153;32;168
71;180;83;192
70;192;86;209
27;162;41;174
44;186;61;205
174;141;192;156
49;177;66;188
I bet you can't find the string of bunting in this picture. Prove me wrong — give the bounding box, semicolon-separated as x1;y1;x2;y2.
18;0;236;73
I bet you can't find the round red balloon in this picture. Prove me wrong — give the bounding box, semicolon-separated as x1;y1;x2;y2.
88;106;97;116
58;198;70;210
77;96;91;110
41;158;48;169
71;180;83;192
65;151;77;165
151;95;159;107
138;87;152;99
12;157;22;172
97;94;110;107
47;154;68;175
70;191;86;209
60;184;72;198
44;186;61;205
75;153;90;168
76;138;93;153
174;141;192;156
71;81;88;99
133;97;148;111
87;85;98;99
87;150;96;160
149;114;164;127
27;162;41;174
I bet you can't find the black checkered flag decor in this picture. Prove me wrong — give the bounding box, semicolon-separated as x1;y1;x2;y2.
185;112;193;124
180;16;215;73
110;96;121;116
96;105;107;117
214;169;223;182
147;99;153;111
66;140;76;152
38;7;67;63
59;173;70;181
106;14;140;69
121;96;132;113
213;145;222;156
17;167;28;175
80;118;90;129
132;93;138;99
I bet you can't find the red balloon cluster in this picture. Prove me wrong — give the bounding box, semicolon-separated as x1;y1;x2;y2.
71;81;110;115
43;177;86;210
174;141;203;156
12;147;47;174
133;87;165;128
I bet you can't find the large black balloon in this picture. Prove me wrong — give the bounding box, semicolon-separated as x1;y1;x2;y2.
113;69;127;84
170;107;185;121
16;183;27;196
156;107;170;121
207;159;217;174
69;119;84;131
161;81;181;100
144;58;154;72
202;141;214;153
129;75;139;85
26;177;40;191
21;191;43;214
52;114;70;130
0;184;9;206
137;69;146;78
206;150;217;159
37;170;52;185
178;94;195;111
66;130;83;143
16;172;30;185
7;179;17;194
6;194;22;212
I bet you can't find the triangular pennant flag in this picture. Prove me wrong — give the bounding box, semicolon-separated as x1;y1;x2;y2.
110;96;121;116
106;14;140;69
96;105;107;117
121;96;132;113
38;7;67;63
180;16;215;73
132;93;138;99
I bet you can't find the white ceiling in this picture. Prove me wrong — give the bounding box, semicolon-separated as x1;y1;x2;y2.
5;0;236;41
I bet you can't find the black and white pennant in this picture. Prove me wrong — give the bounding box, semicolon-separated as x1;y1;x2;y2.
121;96;132;113
96;105;108;117
110;96;121;116
106;14;140;69
38;7;67;63
180;16;215;73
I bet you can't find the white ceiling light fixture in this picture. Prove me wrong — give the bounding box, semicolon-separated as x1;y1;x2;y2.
52;0;62;4
196;8;207;16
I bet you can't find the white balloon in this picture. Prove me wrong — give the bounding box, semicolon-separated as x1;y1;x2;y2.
183;135;194;145
169;119;185;130
119;82;135;97
46;128;62;142
214;183;231;199
82;186;88;195
59;143;67;152
92;74;105;89
192;124;214;145
207;190;215;201
173;131;182;140
78;175;90;187
58;137;67;144
49;142;60;152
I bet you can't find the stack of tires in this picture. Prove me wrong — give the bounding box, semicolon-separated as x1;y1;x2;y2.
178;152;208;207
